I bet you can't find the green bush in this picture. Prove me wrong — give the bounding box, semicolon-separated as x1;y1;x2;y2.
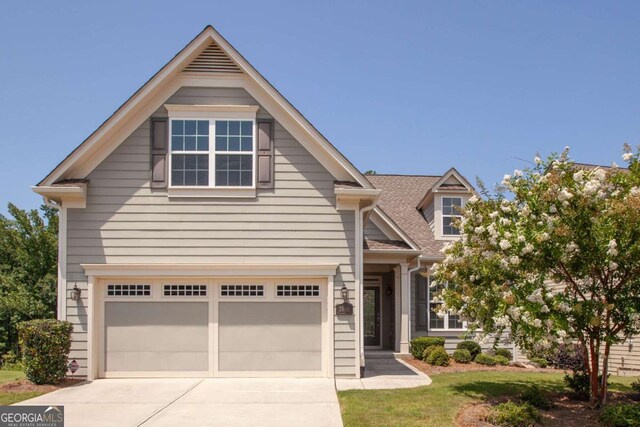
563;369;608;400
422;345;442;361
457;340;482;358
520;385;554;410
529;357;548;368
487;401;541;427
18;319;73;384
410;337;445;359
426;346;450;366
631;378;640;393
1;351;23;371
495;355;511;366
600;403;640;427
475;353;497;366
453;349;472;363
494;348;513;360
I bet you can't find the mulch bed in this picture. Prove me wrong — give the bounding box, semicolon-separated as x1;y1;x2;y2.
457;393;637;427
0;378;84;394
400;355;563;376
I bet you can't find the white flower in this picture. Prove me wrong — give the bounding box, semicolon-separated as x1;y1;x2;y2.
573;170;584;183
557;302;571;313
517;235;526;243
623;152;633;162
540;304;550;313
509;256;521;265
534;156;542;165
513;169;523;177
566;242;579;253
630;187;640;196
527;289;544;304
489;211;499;219
468;195;479;204
558;330;567;338
609;261;618;271
539;232;550;242
549;204;557;214
607;239;618;257
583;180;600;196
474;226;485;234
558;188;573;202
499;239;511;250
522;243;534;255
502;174;512;185
533;319;543;328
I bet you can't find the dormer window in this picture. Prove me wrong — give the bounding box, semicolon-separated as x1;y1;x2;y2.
442;197;462;236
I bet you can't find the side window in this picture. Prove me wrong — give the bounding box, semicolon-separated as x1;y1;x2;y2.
427;276;465;330
442;197;463;236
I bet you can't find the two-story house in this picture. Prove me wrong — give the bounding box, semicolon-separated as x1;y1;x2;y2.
32;26;478;380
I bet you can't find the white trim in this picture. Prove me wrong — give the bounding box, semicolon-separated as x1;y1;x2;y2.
57;206;67;320
87;275;96;380
104;371;209;378
327;275;335;379
32;186;86;209
434;194;469;240
165;104;259;115
81;263;339;278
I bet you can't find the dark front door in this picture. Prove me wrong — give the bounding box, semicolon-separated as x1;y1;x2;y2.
363;286;380;347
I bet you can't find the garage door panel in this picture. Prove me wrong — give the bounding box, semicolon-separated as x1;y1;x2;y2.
219;302;322;372
106;351;208;372
219;351;322;371
105;302;208;373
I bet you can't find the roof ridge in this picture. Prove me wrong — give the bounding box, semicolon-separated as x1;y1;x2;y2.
365;173;443;178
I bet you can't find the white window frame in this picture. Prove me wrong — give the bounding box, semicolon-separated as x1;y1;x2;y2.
165;105;259;197
426;276;466;332
441;196;463;237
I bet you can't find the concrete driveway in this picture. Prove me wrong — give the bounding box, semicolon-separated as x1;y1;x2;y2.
20;378;343;427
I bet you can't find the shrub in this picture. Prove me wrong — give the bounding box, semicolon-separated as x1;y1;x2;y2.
494;348;513;360
600;403;640;427
1;351;23;372
631;378;640;393
17;319;73;385
453;349;473;364
487;401;541;427
495;355;511;366
410;337;445;359
547;343;586;371
529;357;548;368
475;353;497;366
422;345;442;361
520;385;554;410
563;368;608;400
426;346;450;366
457;340;482;358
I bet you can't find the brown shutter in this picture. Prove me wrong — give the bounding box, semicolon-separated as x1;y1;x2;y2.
415;274;428;331
150;118;168;189
256;120;274;189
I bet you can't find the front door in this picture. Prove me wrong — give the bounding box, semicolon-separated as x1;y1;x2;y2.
363;286;380;347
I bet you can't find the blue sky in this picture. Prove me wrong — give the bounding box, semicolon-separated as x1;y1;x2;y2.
1;1;639;214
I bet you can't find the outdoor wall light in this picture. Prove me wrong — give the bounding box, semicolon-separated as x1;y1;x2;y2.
340;285;349;303
70;285;81;302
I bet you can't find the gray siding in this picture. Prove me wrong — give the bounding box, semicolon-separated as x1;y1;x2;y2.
364;221;387;240
65;87;357;377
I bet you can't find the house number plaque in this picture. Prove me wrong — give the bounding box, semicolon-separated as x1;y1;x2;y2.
336;285;353;315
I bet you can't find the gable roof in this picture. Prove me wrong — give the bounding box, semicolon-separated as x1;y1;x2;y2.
415;167;475;210
36;26;373;189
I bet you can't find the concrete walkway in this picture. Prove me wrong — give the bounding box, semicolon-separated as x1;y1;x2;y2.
335;352;432;391
20;378;343;427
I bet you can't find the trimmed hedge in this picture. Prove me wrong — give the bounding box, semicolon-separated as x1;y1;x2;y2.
475;353;497;366
422;345;442;361
426;346;450;366
457;340;482;358
453;349;472;364
410;337;445;360
494;355;510;366
18;319;73;385
494;348;513;360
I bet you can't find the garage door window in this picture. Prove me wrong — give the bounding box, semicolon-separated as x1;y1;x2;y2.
276;285;320;297
163;284;207;297
220;284;264;297
107;284;151;297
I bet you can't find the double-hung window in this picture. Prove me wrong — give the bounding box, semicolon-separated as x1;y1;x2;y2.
442;196;463;236
427;277;465;330
169;116;255;188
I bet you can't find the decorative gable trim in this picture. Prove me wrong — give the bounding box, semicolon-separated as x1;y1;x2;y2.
416;167;475;210
182;42;242;74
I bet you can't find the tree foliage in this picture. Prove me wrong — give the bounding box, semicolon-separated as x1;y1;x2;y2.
432;146;640;408
0;203;58;356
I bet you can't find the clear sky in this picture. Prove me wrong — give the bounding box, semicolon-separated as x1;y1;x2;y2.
1;1;639;213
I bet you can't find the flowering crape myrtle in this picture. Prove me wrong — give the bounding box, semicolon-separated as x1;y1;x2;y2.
431;145;640;407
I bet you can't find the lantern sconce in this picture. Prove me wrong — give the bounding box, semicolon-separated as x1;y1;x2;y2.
340;285;349;303
70;285;81;302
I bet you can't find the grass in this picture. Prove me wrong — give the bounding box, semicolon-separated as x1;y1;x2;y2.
338;371;635;427
0;370;47;405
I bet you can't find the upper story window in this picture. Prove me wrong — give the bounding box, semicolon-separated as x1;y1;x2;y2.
442;197;463;236
428;277;465;330
170;119;254;188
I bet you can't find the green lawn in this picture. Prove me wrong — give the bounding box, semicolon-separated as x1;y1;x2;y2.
338;371;635;427
0;370;49;405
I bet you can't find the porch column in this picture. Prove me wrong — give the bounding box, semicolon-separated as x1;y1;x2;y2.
399;263;410;354
394;266;401;352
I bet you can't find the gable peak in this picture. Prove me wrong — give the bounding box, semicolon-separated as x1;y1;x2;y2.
182;39;243;74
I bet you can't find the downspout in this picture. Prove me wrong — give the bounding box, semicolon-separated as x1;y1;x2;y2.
407;256;421;346
43;198;64;320
357;201;376;376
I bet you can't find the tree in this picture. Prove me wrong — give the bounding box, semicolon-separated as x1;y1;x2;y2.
0;203;58;356
432;146;640;408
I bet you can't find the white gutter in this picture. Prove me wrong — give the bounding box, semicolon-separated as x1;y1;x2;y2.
407;256;422;345
43;197;66;321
